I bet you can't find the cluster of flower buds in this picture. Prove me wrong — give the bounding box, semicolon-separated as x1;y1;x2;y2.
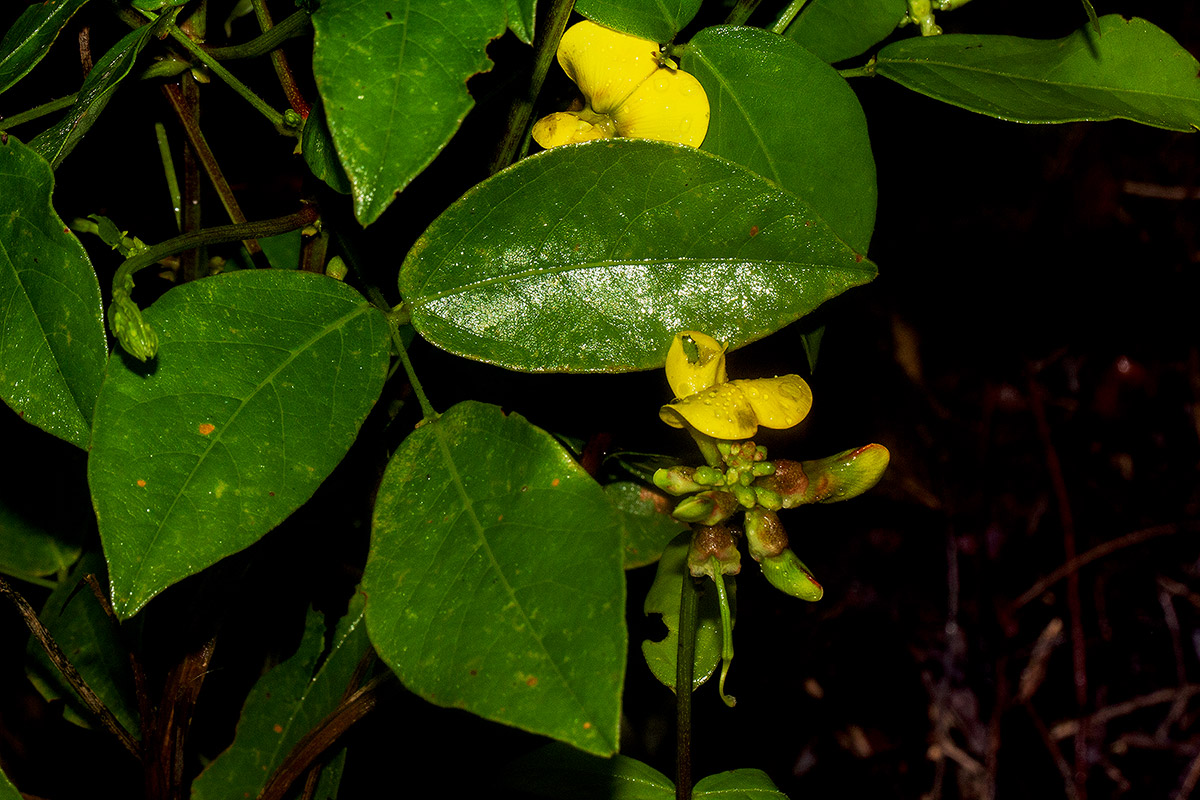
654;331;889;601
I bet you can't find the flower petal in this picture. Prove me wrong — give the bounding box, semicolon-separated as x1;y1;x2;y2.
611;67;709;147
740;375;812;430
531;112;613;149
659;375;812;439
664;331;727;399
558;20;661;115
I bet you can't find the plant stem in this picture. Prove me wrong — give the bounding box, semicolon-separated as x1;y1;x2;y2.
157;16;289;131
251;0;310;117
490;0;575;173
392;322;437;420
838;59;877;79
154;122;183;231
0;93;78;128
113;206;319;288
205;9;312;60
723;0;763;27
675;571;699;800
771;0;811;34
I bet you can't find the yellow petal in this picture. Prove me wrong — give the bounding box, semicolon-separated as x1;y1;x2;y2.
740;375;813;430
558;20;661;115
664;331;727;399
531;112;613;149
659;375;812;439
612;67;709;147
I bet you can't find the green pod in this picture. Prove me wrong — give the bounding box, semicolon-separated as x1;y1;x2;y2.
759;549;823;602
755;444;890;507
672;490;739;526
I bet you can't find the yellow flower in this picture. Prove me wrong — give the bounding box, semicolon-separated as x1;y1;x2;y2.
660;331;813;440
532;21;709;150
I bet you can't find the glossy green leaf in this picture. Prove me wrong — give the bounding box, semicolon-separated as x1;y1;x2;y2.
29;22;158;169
192;594;371;800
507;743;675;800
310;0;507;225
605;481;687;568
784;0;905;63
0;765;19;800
300;97;352;195
875;15;1200;131
401;139;876;373
683;26;877;252
0;499;80;582
693;769;789;799
574;0;702;42
0;135;106;449
642;532;728;692
365;400;626;756
0;0;91;95
88;271;391;618
507;0;536;43
26;552;139;736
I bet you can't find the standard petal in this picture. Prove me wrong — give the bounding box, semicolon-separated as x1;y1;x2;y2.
659;382;758;439
531;112;613;149
665;330;727;399
740;375;812;430
612;67;709;147
558;20;661;115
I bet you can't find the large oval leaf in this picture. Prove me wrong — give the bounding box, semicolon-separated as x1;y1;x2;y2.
0;135;106;449
574;0;702;43
364;401;626;756
400;139;876;373
0;0;92;95
876;15;1200;131
311;0;507;225
683;26;877;252
784;0;906;64
89;270;390;618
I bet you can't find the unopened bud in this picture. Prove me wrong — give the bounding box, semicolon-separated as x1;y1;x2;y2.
687;525;741;577
672;490;739;526
653;465;705;496
743;508;788;561
760;549;823;601
109;293;158;362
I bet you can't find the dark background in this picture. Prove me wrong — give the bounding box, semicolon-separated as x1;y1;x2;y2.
1;1;1198;798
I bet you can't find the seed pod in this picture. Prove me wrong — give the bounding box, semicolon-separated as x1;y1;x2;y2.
759;549;823;602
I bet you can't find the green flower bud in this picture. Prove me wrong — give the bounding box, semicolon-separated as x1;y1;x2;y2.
730;484;757;509
672;490;739;526
687;525;741;578
743;508;788;561
693;465;725;485
753;486;783;511
653;465;706;496
756;445;890;507
759;549;823;602
108;293;158;362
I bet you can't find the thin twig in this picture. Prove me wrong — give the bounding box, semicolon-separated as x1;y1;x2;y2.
0;575;141;760
675;573;699;800
251;0;310;117
1051;686;1200;740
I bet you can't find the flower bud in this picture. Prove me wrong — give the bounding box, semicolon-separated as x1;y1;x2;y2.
671;490;739;526
109;293;158;362
687;525;741;578
653;465;705;496
757;445;890;507
759;549;823;602
743;508;788;561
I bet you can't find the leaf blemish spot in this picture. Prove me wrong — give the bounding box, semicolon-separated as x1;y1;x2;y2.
749;225;759;237
137;479;146;487
526;676;538;687
551;478;560;487
273;724;283;734
198;423;216;435
583;722;592;729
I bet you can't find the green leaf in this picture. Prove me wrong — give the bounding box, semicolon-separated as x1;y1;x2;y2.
0;764;20;800
641;532;728;692
783;0;906;63
507;743;675;800
604;481;687;569
364;401;626;756
683;26;877;252
88;271;391;618
192;595;371;800
693;769;789;798
0;499;80;582
25;552;139;736
574;0;703;42
0;135;106;449
300;96;352;195
401;139;876;373
507;0;536;44
0;0;92;95
875;15;1200;131
29;22;158;169
310;0;507;225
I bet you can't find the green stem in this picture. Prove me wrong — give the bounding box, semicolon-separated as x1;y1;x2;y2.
156;16;289;131
204;9;311;60
251;0;310;117
770;0;811;34
687;429;724;469
723;0;763;27
154;122;183;231
933;0;976;9
838;59;876;79
113;206;318;288
675;571;698;800
0;93;78;128
490;0;575;173
392;323;437;420
710;560;735;707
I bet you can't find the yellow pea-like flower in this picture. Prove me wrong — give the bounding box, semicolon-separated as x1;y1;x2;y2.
532;20;710;150
660;374;813;440
665;331;727;399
